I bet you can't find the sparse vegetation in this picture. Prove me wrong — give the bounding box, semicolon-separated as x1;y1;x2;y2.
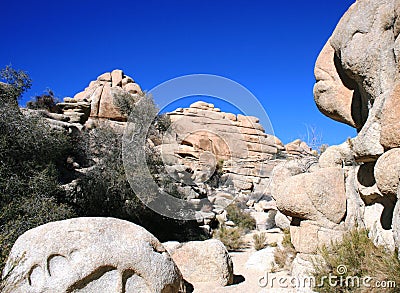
226;203;256;231
0;67;76;271
26;89;62;113
214;226;245;251
312;228;400;293
274;228;296;269
253;232;267;250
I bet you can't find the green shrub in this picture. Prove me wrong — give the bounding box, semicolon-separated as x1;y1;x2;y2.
215;226;245;251
0;68;77;272
312;228;400;293
253;232;267;250
226;204;256;231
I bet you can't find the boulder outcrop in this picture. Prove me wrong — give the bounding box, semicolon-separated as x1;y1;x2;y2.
163;239;233;286
1;217;183;293
314;0;400;160
73;69;142;121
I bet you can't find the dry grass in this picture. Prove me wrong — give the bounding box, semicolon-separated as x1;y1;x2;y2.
226;204;256;231
214;226;245;251
253;233;267;251
312;228;400;293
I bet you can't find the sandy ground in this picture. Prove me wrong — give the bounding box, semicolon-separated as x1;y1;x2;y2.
191;230;297;293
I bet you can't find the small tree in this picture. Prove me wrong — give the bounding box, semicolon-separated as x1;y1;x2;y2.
27;89;61;113
0;65;32;105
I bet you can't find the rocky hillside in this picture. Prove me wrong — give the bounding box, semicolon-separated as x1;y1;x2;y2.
2;0;400;292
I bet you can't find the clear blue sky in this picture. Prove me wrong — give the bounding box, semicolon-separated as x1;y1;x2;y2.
1;0;356;146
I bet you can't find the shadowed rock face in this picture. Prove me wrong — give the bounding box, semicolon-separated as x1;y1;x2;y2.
1;218;183;293
314;0;400;159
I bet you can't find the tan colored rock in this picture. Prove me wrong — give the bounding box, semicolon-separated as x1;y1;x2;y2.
290;222;319;254
313;0;400;161
124;82;142;94
275;211;291;230
2;217;183;293
273;167;346;224
97;72;112;82
111;69;123;87
165;239;233;286
89;85;104;117
381;82;400;149
72;70;138;121
374;148;400;196
97;84;123;120
318;141;354;168
313;40;356;127
290;221;344;254
285;139;314;157
364;201;396;250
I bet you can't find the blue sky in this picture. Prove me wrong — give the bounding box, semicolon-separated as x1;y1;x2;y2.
1;0;356;146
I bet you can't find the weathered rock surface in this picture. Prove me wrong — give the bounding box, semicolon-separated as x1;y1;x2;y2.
374;148;400;197
318;141;354;168
73;69;142;121
162;101;286;195
272;167;346;224
285;139;316;157
163;239;233;286
313;40;356;127
2;217;183;293
314;0;400;161
290;221;345;254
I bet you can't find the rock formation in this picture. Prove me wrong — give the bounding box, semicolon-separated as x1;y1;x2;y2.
24;69;141;134
73;69;142;121
163;101;285;194
160;101;298;232
163;239;233;286
2;217;183;293
272;0;400;280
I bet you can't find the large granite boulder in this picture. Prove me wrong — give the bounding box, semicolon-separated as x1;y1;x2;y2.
314;0;400;161
272;166;347;225
1;217;183;293
163;239;233;286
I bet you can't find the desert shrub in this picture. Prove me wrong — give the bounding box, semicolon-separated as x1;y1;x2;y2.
226;203;256;231
0;65;31;105
72;98;206;242
0;67;76;272
274;228;296;269
215;226;245;251
312;228;400;293
113;91;141;116
253;232;267;251
26;89;62;113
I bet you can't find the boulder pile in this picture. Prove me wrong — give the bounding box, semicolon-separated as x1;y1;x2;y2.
272;0;400;278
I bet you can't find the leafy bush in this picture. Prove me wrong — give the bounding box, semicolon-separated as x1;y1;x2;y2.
0;67;76;272
113;91;141;116
312;229;400;293
0;65;31;105
253;232;267;251
226;203;256;231
215;226;245;251
26;89;61;113
71;99;206;242
274;228;296;269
